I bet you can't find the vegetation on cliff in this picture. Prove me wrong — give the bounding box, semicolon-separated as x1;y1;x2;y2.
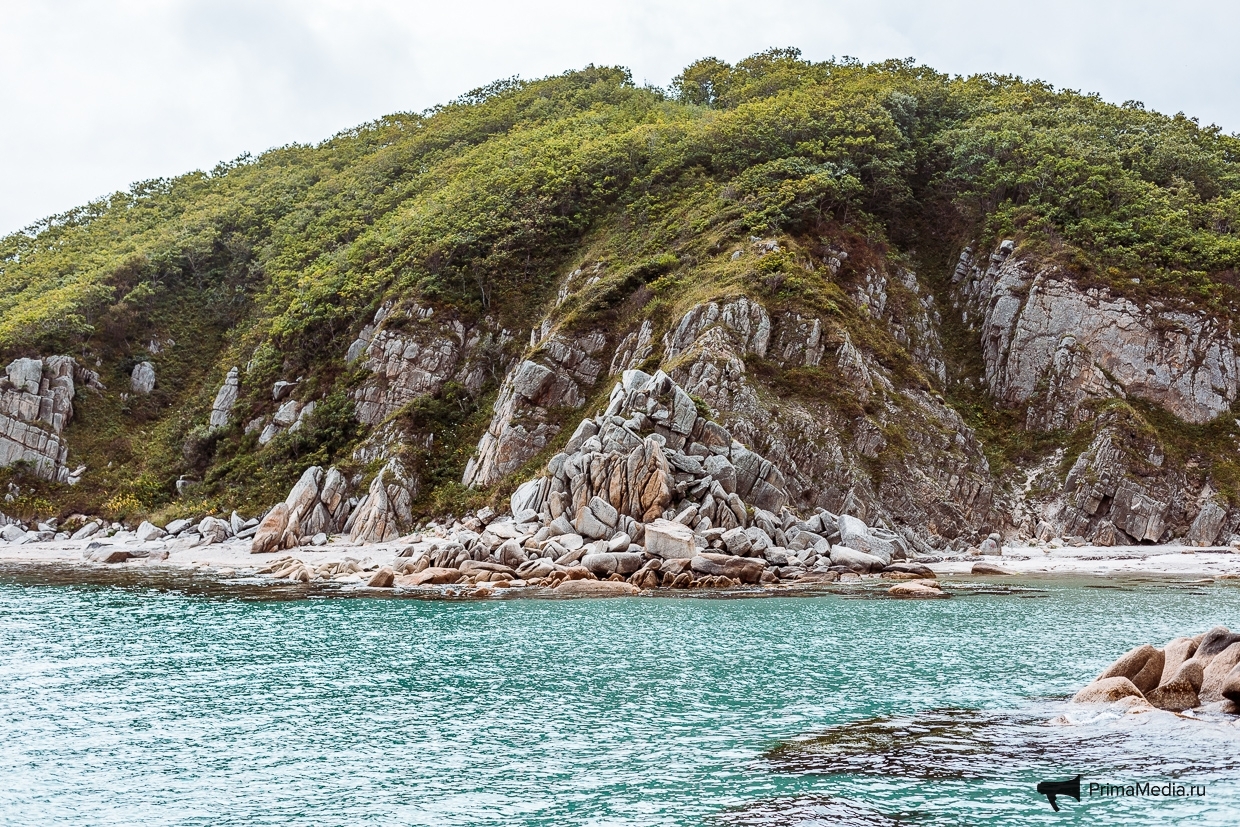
1;48;1238;521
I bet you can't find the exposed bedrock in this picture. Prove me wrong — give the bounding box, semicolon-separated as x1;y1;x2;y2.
654;296;993;546
957;247;1240;429
463;330;608;488
346;301;500;427
462;285;994;544
954;241;1240;545
0;355;102;482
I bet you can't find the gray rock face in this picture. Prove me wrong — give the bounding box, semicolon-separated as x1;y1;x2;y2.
610;319;655;374
347;460;415;544
1051;420;1176;544
130;361;156;395
653;295;992;547
1189;501;1228;546
464;331;608;487
1;355;102;482
209;367;240;429
846;264;947;383
960;249;1240;428
349;302;494;426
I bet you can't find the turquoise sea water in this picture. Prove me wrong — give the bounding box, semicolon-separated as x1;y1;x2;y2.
2;568;1239;826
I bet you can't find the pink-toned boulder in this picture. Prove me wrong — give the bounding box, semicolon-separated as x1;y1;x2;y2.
1198;642;1240;702
250;503;289;554
1073;676;1144;704
407;567;465;586
1159;636;1199;684
1146;660;1204;711
553;579;639;597
1096;644;1164;694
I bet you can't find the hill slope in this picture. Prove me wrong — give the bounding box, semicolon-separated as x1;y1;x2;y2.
3;49;1240;547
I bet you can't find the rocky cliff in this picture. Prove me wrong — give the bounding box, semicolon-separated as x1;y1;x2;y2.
1;53;1238;548
0;356;100;484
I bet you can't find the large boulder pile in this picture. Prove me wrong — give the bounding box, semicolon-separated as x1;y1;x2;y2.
1072;626;1240;713
343;370;912;591
545;368;788;530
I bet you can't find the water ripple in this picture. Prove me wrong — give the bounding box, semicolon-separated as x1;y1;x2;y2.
1;569;1239;825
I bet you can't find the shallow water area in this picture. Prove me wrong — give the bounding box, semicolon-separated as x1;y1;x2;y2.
2;567;1240;825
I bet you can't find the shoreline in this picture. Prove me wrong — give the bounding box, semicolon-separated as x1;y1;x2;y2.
2;536;1239;597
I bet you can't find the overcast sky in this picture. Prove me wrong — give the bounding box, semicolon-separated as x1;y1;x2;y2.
2;0;1237;235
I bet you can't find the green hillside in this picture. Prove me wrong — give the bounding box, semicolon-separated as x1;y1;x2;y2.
3;48;1239;523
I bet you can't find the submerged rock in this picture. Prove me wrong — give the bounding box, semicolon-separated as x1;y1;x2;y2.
888;580;944;598
552;579;640;597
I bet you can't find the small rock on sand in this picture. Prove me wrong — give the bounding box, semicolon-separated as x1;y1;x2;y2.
88;548;132;564
971;562;1011;575
367;567;395;588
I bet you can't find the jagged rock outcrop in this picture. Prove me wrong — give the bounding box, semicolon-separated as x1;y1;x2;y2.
650;295;994;546
375;369;909;590
208;367;240;429
848;263;946;384
0;355;102;482
463;331;607;487
949;241;1240;542
345;460;416;544
347;302;498;426
250;465;355;552
957;245;1240;429
541;368;786;535
1044;418;1178;544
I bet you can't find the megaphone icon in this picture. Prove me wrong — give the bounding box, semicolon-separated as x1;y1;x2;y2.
1036;775;1081;811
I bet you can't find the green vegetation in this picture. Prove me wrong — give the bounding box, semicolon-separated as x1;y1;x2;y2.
2;49;1239;517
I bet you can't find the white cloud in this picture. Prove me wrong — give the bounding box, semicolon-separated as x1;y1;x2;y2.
2;0;1237;234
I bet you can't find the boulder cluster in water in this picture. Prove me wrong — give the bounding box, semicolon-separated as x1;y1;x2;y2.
1073;626;1240;713
248;369;932;593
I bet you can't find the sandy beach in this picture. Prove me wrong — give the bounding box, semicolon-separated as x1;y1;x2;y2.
3;533;1239;591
